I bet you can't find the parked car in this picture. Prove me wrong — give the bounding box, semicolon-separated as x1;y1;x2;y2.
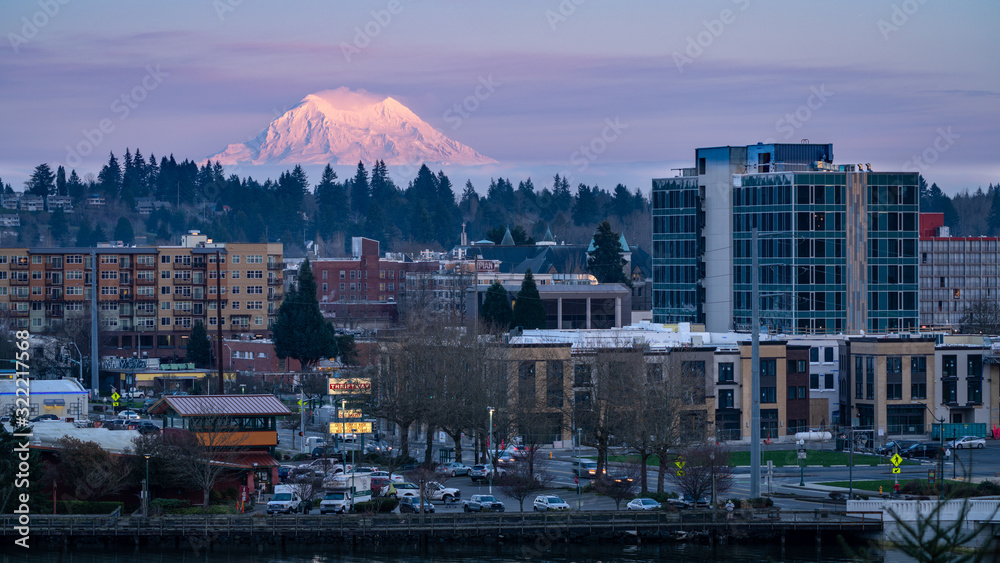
470;464;505;483
117;410;140;420
945;436;986;449
399;496;435;514
463;494;505;512
900;442;940;459
386;482;420;499
683;495;710;508
370;471;404;483
423;481;461;503
319;491;355;514
533;495;570;511
876;440;918;456
437;462;471;477
627;498;662;511
29;414;60;422
665;497;692;510
277;465;293;481
136;421;160;435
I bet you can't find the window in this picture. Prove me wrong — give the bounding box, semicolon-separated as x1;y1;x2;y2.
718;389;734;409
810;373;820;390
255;316;263;326
247;255;262;264
761;387;776;403
718;362;734;383
825;373;834;390
547;361;564;408
810;348;819;363
886;356;902;400
66;255;83;264
100;286;118;295
161;255;171;264
968;355;982;378
942;355;957;378
855;356;863;399
787;386;797;400
231;255;240;264
968;378;982;404
247;286;263;294
574;364;591;386
911;356;927;399
231;286;240;295
100;255;118;264
161;270;171;279
247;270;263;279
100;271;118;280
760;359;776;377
865;356;875;400
230;271;240;279
824;347;834;362
943;380;957;404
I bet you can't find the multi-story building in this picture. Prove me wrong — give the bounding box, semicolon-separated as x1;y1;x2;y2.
653;142;920;334
918;213;1000;330
0;231;283;358
840;337;937;435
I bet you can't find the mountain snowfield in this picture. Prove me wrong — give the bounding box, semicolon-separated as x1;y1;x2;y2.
207;90;497;167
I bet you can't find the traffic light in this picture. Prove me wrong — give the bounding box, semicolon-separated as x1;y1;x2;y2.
298;431;303;437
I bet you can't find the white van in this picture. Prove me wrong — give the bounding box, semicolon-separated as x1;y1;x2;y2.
571;459;600;478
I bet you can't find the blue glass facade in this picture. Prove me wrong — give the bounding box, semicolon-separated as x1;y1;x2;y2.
652;177;701;323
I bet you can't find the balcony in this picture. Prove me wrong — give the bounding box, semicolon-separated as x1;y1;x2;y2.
135;262;156;270
9;259;28;270
268;277;283;285
268;262;284;270
9;277;28;286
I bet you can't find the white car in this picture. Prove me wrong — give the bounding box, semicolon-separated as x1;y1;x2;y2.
945;436;986;449
117;410;141;419
533;495;570;511
627;498;662;511
370;471;404;483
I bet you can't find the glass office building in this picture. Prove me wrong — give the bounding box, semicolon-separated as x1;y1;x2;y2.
651;176;701;323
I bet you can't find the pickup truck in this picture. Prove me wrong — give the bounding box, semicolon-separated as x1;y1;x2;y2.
319;490;353;514
423;481;461;504
266;491;307;514
463;494;505;512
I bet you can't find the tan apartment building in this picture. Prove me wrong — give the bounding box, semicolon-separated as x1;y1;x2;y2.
0;231;282;358
738;342;813;441
508;342;573;444
841;337;937;437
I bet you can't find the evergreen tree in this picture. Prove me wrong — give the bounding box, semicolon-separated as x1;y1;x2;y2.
92;223;108;245
56;165;67;196
272;259;338;370
511;269;546;330
481;281;512;329
187;321;212;368
587;220;631;287
66;170;84;201
611;184;634;219
49;207;68;243
113;217;135;245
460;180;479;219
572;183;599;226
75;218;93;247
97;152;122;199
25;163;56;196
350;161;370;216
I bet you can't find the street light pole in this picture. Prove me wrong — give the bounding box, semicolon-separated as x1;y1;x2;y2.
750;227;761;498
488;406;495;495
143;453;151;517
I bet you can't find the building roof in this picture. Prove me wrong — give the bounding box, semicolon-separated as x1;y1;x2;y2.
212;451;280;469
148;394;291;417
0;378;88;397
500;227;515;246
8;421;140;454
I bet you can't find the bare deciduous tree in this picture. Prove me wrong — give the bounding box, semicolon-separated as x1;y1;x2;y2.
497;459;552;512
594;462;643;510
668;443;733;505
50;437;131;502
162;409;249;508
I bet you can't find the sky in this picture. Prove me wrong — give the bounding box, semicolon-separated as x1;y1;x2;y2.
1;0;998;194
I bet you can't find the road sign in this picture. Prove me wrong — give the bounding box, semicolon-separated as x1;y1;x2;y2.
892;467;901;474
328;377;371;395
928;470;936;485
329;421;372;435
890;453;902;467
798;450;807;460
111;392;120;401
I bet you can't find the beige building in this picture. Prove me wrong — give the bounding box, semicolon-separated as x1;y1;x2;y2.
0;232;282;358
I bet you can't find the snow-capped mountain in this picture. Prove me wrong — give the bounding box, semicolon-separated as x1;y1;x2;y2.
208;89;496;166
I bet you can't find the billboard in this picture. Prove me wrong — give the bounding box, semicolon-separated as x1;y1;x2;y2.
329;421;373;435
328;377;372;395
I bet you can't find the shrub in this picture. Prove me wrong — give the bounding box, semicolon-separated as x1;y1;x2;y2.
151;498;191;510
746;497;773;508
644;492;679;503
354;498;398;514
55;501;125;514
977;480;1000;496
291;453;310;462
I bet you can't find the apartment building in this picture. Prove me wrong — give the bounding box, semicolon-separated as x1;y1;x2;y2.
653;142;920;334
918;213;1000;330
0;231;283;357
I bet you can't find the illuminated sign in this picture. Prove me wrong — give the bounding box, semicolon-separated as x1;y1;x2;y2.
340;409;363;419
328;377;371;395
329;422;373;434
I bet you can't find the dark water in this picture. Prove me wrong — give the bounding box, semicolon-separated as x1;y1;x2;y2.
2;541;910;562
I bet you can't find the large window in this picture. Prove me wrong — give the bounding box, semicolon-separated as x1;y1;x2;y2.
968;379;982;404
761;386;776;403
718;389;734;409
886;357;902;400
887;405;924;435
865;356;875;400
546;361;564;408
942;355;957;378
718;362;734;383
943;380;957;404
760;359;776;377
855;356;863;399
911;356;927;399
519;362;536;407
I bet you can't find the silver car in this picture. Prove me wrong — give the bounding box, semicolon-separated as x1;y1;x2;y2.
945;435;986;449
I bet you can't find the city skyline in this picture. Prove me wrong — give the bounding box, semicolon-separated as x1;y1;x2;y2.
1;1;997;193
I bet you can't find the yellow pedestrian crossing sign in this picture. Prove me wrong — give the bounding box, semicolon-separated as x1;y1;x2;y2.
890;453;902;467
674;458;686;477
111;392;120;401
892;467;901;474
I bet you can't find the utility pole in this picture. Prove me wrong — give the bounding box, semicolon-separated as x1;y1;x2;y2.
90;250;99;394
750;227;761;498
216;250;223;394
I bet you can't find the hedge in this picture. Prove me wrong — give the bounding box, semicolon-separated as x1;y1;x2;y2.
55;500;124;514
354;498;398;514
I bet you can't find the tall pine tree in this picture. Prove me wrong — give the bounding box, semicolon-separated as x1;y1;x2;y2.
481;281;512;329
511;269;546;330
272;259;337;370
587;220;631;287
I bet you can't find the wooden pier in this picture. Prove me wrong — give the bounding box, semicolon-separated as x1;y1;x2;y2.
2;509;882;547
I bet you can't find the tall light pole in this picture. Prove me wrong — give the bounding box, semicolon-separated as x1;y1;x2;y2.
488;406;495;495
143;453;151;517
71;342;84;384
750;227;761;498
